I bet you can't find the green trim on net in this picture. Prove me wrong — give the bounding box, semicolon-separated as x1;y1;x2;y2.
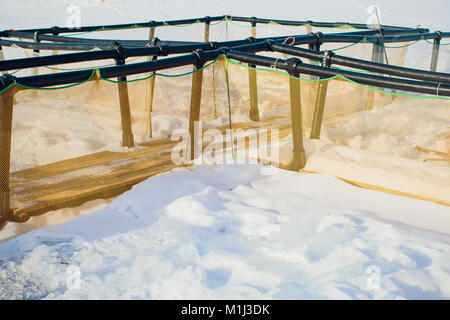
1;54;448;101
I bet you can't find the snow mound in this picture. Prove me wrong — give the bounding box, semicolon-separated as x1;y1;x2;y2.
1;164;449;299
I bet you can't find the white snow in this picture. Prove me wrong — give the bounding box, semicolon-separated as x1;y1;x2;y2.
0;0;449;300
1;164;449;299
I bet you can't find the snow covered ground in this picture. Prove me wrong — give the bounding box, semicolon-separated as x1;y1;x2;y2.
1;164;450;299
0;0;449;299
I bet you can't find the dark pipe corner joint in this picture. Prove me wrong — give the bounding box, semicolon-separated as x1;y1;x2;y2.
286;57;302;76
0;74;17;91
265;40;274;51
193;49;207;68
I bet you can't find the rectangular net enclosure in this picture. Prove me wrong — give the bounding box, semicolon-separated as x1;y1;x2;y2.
0;15;449;224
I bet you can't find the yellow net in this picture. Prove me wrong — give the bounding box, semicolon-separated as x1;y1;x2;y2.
1;21;449;221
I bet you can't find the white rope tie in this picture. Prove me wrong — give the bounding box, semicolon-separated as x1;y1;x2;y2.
436;82;442;96
271;57;280;70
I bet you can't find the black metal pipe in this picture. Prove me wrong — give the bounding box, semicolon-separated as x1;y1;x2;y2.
14;16;227;35
1;28;435;72
10;15;413;37
0;38;121;51
227;16;412;30
430;32;442;72
6;31;203;46
225;50;450;96
270;42;450;83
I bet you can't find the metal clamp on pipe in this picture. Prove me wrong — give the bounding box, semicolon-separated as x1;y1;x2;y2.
151;37;168;56
285;57;302;76
321;50;334;67
193;49;207;69
157;44;169;56
247;37;256;44
113;42;128;64
33;31;39;43
218;47;230;55
152;37;160;46
51;26;61;36
265;40;274;51
309;32;324;51
203;16;211;24
0;74;16;91
208;41;219;49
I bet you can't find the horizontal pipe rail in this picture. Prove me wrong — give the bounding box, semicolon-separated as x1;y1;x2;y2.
2;46;449;98
225;50;450;96
270;42;450;83
4;15;417;37
11;16;227;35
0;29;439;72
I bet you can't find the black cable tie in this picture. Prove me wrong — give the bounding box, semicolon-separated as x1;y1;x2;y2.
285;57;302;76
435;30;442;41
204;16;211;24
192;49;207;69
148;20;157;28
321;50;334;67
251;16;257;27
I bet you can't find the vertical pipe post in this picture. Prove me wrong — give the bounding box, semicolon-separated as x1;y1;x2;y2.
114;44;134;148
0;76;16;222
306;23;312;35
307;33;323;124
203;17;218;119
204;16;211;42
30;32;40;98
310;51;332;139
248;17;259;121
251;16;257;38
366;35;383;110
305;23;313;65
310;80;328;139
51;50;58;73
430;33;441;72
32;32;40;77
145;22;157;138
286;58;306;171
0;46;4;76
189;50;205;160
